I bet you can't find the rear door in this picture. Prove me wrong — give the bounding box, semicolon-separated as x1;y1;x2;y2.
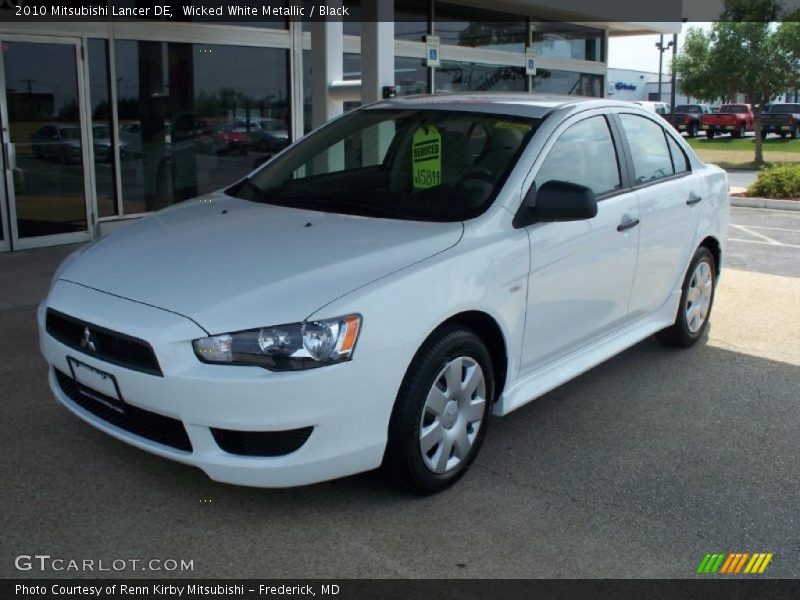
613;111;703;320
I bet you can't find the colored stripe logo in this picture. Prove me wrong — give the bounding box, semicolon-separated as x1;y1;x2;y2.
697;552;773;574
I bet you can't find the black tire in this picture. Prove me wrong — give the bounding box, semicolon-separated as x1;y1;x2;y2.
687;123;698;138
780;132;788;139
706;129;715;139
761;129;768;139
383;325;494;494
657;247;717;348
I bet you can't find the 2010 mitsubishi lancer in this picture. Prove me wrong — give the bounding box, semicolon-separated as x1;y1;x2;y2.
39;94;729;493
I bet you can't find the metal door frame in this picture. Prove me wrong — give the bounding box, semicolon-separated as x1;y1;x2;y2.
0;34;93;251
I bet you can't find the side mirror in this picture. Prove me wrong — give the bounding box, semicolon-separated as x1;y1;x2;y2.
516;180;598;226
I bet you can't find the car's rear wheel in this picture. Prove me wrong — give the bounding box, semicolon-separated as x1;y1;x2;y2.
657;246;716;347
383;326;493;494
706;129;715;139
687;123;698;138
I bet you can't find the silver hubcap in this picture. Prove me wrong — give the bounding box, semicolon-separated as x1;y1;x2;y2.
419;356;487;475
685;260;713;334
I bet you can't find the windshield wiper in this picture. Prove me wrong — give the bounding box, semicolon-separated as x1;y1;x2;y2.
233;177;266;202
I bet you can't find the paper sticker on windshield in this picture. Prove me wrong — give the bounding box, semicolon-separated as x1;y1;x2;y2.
412;126;442;190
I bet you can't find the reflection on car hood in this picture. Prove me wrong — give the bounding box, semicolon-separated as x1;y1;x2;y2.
59;193;463;333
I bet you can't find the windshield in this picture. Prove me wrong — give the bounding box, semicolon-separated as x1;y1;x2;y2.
228;109;539;222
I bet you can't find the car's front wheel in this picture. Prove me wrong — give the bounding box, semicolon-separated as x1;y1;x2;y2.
657;246;717;347
383;326;493;494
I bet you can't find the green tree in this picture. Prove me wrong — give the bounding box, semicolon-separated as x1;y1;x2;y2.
672;0;800;166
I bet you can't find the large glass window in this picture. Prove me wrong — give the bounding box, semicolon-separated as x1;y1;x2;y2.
115;41;289;215
343;0;362;36
436;61;526;92
531;22;604;62
87;39;117;218
4;41;87;238
434;3;526;52
303;49;313;135
532;69;603;97
231;109;539;222
396;57;429;96
534;116;620;197
619;114;675;184
396;0;429;41
344;53;361;80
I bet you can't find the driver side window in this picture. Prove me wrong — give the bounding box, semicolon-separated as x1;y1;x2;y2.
533;115;621;197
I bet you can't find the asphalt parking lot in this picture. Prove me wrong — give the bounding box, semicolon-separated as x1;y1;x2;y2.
1;207;798;579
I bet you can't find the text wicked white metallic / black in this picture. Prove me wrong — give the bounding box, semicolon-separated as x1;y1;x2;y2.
39;94;729;493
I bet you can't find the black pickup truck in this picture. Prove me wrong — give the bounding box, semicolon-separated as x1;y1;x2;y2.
761;103;800;139
665;104;714;137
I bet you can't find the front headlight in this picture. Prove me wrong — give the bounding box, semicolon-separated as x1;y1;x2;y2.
192;314;362;371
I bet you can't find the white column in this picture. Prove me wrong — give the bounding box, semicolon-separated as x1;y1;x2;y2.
288;0;304;141
361;0;395;105
361;0;395;165
310;6;343;130
310;3;344;173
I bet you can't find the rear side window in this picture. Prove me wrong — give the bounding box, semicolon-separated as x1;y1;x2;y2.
619;114;674;184
665;133;690;174
534;115;621;197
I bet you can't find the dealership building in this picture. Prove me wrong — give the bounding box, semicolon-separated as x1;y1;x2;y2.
0;1;678;252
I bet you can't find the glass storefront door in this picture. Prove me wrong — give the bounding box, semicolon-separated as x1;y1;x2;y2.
0;36;92;250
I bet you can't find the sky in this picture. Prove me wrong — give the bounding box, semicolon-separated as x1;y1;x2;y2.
608;23;713;74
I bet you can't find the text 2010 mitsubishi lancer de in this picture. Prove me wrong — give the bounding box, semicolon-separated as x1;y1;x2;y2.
39;94;729;493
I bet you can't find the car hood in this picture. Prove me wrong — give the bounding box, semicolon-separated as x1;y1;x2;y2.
60;193;463;334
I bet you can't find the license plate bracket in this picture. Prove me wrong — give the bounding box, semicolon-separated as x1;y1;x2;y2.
67;357;126;413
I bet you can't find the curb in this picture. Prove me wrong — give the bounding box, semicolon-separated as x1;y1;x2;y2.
730;196;800;211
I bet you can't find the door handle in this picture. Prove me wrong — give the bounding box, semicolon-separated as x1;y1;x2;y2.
617;216;640;232
686;193;702;206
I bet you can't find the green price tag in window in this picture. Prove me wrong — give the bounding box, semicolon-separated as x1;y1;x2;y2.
412;126;442;190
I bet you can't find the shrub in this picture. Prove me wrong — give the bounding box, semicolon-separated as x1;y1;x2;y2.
747;164;800;199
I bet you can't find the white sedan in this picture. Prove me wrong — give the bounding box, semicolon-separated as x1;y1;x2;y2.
39;94;729;493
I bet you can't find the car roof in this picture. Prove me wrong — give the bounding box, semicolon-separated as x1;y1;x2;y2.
368;92;639;120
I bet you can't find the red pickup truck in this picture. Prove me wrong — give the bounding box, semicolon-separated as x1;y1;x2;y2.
702;104;754;139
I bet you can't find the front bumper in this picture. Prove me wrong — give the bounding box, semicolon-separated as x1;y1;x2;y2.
39;281;411;487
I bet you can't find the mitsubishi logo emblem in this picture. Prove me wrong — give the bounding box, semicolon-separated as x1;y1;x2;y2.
80;326;97;352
